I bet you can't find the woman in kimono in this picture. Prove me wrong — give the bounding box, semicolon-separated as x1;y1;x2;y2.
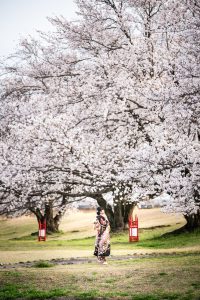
94;207;110;264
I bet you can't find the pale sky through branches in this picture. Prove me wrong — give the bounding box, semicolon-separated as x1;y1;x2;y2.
0;0;77;57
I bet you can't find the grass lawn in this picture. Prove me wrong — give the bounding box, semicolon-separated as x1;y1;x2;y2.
0;209;199;261
0;209;199;299
0;253;200;299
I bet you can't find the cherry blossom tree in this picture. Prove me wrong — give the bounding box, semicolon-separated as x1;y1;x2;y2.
0;0;199;232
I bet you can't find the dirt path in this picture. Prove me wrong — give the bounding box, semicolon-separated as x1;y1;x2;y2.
1;251;199;269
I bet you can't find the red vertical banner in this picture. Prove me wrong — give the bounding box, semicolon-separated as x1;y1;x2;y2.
129;215;139;242
38;219;46;241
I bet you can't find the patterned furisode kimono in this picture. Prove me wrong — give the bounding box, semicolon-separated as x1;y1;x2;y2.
94;215;110;258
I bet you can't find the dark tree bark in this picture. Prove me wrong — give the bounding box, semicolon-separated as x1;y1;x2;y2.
92;194;115;230
92;194;136;232
184;209;200;231
113;200;124;231
164;209;200;236
113;195;136;231
29;199;64;234
44;201;60;233
122;202;136;229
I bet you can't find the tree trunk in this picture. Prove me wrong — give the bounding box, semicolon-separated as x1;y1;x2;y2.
92;194;136;232
164;209;200;236
113;196;136;231
29;200;63;234
92;194;115;231
114;200;124;231
184;209;200;231
44;201;60;233
122;203;135;229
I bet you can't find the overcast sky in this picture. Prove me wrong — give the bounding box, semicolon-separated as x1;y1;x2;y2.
0;0;77;57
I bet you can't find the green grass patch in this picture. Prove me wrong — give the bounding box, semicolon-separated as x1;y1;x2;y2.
0;228;200;252
0;254;199;300
111;228;200;250
131;293;180;300
74;290;99;299
0;284;71;300
33;261;55;268
105;277;117;284
191;282;200;289
136;229;200;249
3;271;21;277
0;215;199;252
158;272;168;276
1;284;199;300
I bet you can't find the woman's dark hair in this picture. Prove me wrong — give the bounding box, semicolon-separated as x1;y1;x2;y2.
96;207;103;216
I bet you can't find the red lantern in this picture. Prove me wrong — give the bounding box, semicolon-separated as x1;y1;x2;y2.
38;219;46;241
129;215;139;242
